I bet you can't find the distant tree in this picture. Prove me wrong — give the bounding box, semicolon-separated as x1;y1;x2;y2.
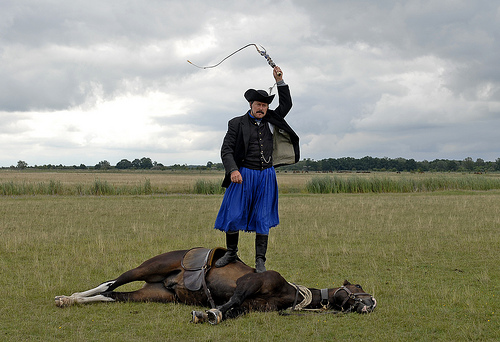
132;159;141;169
359;156;374;170
140;157;153;169
116;159;133;169
475;158;485;171
17;160;28;169
495;158;500;171
431;159;448;172
446;160;458;171
95;160;111;170
406;158;417;171
393;157;405;171
151;161;165;170
419;160;430;172
462;157;474;171
170;163;188;170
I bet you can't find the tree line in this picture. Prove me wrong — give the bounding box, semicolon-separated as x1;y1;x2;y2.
9;158;214;171
280;156;500;173
8;156;500;173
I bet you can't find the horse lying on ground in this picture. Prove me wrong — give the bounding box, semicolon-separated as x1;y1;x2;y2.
55;247;376;324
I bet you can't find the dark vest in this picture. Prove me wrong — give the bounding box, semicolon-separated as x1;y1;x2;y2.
242;115;273;170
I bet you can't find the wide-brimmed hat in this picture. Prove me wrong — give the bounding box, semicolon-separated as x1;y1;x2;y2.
244;89;275;104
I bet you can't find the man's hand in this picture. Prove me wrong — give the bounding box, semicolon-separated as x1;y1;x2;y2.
230;170;243;184
273;66;283;82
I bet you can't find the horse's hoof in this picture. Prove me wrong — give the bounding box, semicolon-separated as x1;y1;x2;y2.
55;296;75;308
206;308;223;325
191;310;208;324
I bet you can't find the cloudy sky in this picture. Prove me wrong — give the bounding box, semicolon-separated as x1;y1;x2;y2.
1;0;499;167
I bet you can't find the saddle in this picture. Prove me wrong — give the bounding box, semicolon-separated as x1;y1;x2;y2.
181;247;226;308
182;247;226;286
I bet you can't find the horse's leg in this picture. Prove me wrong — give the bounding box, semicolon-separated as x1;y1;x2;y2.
71;280;116;298
55;273;139;307
203;277;263;324
215;274;265;318
54;266;171;308
106;250;184;292
55;250;184;307
67;294;116;305
104;282;177;303
55;265;170;307
56;280;178;307
205;271;288;324
55;281;116;307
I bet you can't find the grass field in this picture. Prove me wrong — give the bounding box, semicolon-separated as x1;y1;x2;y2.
0;171;499;341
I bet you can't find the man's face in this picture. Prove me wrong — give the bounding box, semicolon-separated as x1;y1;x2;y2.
250;101;269;119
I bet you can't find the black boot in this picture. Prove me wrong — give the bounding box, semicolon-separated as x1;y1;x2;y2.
215;232;239;267
255;234;268;273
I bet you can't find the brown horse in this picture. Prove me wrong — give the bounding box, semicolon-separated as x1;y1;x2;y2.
55;247;376;324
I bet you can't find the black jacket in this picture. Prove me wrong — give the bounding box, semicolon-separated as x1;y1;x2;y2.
221;85;300;187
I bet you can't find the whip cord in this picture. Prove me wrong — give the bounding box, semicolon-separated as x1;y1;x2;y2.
187;43;282;76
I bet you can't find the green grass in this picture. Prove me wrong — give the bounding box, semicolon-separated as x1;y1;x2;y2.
193;179;226;195
1;183;499;340
0;178;155;196
306;174;500;193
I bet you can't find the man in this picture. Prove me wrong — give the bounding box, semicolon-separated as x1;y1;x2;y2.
214;66;299;273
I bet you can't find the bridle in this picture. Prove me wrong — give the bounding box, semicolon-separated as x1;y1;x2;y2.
328;286;376;313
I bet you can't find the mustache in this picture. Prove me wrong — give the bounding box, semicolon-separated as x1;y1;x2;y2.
256;110;265;114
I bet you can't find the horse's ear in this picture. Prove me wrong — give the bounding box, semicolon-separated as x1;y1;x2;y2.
343;279;351;286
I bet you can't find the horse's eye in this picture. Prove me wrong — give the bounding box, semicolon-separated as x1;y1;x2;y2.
355;285;362;289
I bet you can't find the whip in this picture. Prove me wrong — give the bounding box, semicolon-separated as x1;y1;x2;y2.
187;43;282;76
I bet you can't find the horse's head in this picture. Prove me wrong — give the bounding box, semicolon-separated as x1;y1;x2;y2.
331;280;377;314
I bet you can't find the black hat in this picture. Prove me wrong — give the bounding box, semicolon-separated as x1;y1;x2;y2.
244;89;275;104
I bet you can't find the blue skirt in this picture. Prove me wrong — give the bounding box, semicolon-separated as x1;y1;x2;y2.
214;167;279;235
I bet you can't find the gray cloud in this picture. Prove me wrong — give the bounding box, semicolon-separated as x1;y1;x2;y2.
1;0;499;166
